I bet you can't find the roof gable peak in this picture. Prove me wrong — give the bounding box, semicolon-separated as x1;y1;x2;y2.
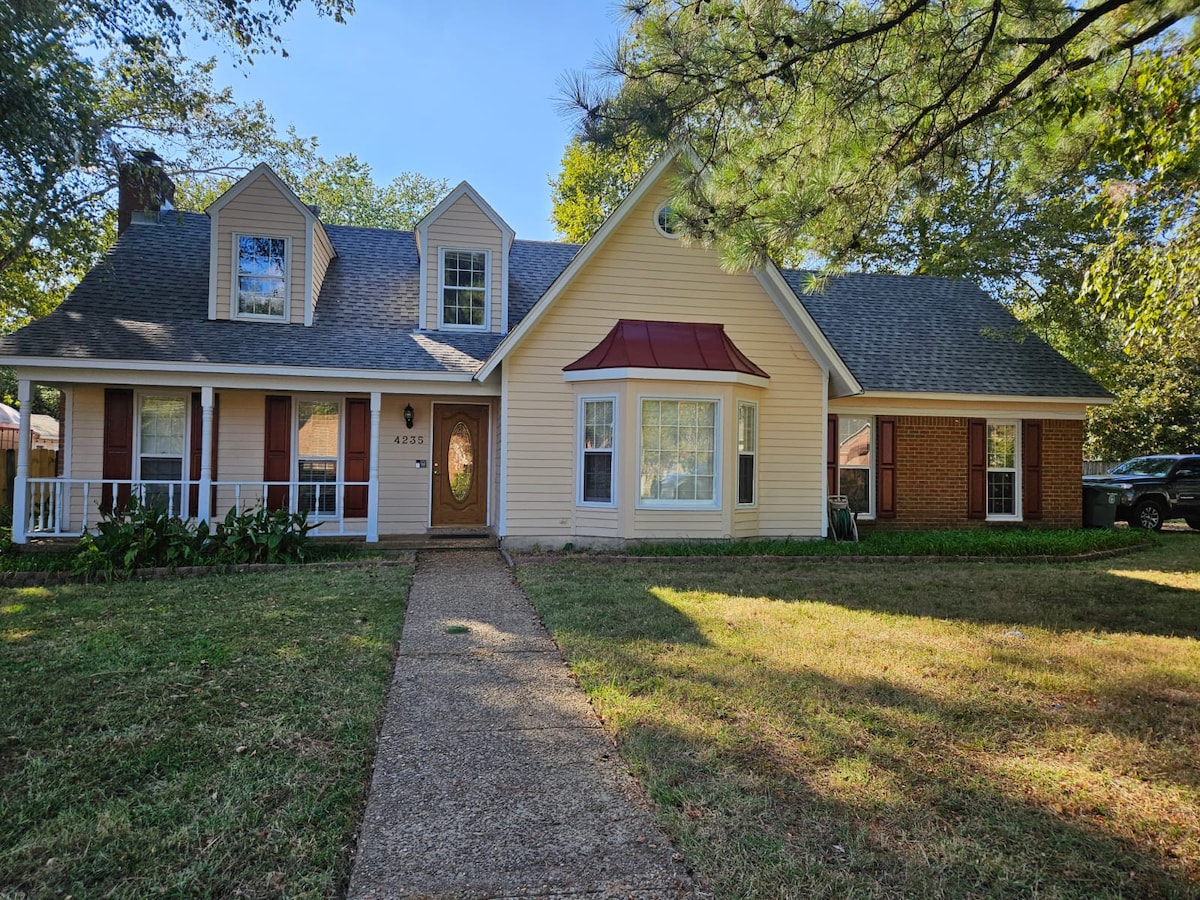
205;163;319;224
415;180;514;248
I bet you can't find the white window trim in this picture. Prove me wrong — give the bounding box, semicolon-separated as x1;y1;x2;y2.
438;246;491;332
134;391;190;517
577;394;618;508
293;396;343;520
986;419;1022;522
837;415;876;521
736;400;758;509
654;202;680;239
232;232;291;322
635;395;722;511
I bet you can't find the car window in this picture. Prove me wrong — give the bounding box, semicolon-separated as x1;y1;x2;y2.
1108;457;1178;477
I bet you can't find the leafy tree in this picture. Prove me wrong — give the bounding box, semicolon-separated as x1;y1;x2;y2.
0;0;349;331
549;137;658;242
175;153;449;230
566;0;1197;340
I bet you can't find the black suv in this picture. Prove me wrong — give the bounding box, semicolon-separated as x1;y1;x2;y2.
1085;455;1200;531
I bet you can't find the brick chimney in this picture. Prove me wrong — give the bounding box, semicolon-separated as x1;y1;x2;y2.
117;150;176;234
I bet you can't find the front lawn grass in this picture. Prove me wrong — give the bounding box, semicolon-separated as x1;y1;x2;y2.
519;534;1200;898
0;565;410;897
615;527;1154;558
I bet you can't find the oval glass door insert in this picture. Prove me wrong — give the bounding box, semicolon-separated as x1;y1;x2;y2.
448;421;473;501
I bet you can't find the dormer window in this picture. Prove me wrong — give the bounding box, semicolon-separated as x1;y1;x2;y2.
236;235;288;319
439;248;489;329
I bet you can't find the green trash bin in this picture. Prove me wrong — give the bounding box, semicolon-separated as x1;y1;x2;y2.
1082;483;1120;528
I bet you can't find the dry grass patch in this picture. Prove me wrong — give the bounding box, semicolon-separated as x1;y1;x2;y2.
519;535;1200;898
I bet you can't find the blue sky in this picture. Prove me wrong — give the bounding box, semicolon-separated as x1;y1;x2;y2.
202;0;625;240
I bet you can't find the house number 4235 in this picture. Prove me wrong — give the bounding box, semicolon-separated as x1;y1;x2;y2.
394;435;425;445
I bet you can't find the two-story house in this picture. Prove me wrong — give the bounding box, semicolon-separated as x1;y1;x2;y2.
0;150;1111;547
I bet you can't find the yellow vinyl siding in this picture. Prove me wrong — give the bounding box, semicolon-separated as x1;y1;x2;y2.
376;395;432;534
503;179;826;545
311;224;336;317
214;174;308;324
424;194;504;332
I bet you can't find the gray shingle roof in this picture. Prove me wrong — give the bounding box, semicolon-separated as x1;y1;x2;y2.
0;212;578;375
0;210;1106;400
780;271;1110;398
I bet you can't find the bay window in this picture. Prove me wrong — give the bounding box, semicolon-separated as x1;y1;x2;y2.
736;401;757;506
579;397;616;505
639;399;718;507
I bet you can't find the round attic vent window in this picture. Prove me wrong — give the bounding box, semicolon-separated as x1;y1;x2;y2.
655;203;680;238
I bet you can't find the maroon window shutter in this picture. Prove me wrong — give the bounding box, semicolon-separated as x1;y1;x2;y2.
877;416;897;519
1023;420;1043;520
344;398;370;518
967;418;987;519
826;414;839;497
102;388;134;513
189;393;220;516
263;395;292;511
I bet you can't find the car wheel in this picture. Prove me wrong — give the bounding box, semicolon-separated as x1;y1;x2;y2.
1132;498;1166;531
1187;517;1200;532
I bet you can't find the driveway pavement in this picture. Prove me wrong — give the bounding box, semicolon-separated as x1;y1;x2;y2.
348;550;702;899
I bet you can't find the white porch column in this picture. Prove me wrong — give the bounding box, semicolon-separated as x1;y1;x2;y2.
197;386;215;523
12;378;31;544
366;392;381;543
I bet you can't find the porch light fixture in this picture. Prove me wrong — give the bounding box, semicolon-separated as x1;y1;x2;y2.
404;403;415;429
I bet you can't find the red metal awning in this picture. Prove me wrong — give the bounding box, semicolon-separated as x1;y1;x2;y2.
563;319;769;378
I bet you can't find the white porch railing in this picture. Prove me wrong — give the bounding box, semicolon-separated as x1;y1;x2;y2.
23;478;370;538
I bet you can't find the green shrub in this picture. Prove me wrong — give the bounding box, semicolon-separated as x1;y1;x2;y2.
74;500;313;576
211;505;314;565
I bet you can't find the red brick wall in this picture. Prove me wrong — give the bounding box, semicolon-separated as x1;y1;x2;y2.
865;416;1082;530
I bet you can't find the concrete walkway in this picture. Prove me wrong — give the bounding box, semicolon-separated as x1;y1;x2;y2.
348;550;702;899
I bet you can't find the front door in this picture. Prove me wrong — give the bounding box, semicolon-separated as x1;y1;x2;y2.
431;404;489;527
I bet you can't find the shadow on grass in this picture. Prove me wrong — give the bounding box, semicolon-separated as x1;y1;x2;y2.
552;632;1199;898
589;536;1200;640
518;545;1200;897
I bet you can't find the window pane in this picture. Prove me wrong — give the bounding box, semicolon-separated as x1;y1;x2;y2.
840;467;869;515
639;399;717;503
140;397;186;456
298;401;339;457
237;236;286;317
140;457;183;512
583;452;612;503
737;404;756;454
839;417;872;466
738;454;755;505
987;471;1016;515
583;400;613;450
988;424;1016;469
442;251;487;325
299;460;337;515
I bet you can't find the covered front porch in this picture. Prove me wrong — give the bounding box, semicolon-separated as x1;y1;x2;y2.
10;377;498;544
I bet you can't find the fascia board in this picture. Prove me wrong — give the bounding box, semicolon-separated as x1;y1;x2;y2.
754;266;862;397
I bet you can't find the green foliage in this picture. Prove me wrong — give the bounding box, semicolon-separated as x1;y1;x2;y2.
549;137;657;243
565;0;1197;344
177;153;450;229
1086;331;1200;459
619;528;1152;559
0;0;349;334
74;499;314;576
210;504;316;565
